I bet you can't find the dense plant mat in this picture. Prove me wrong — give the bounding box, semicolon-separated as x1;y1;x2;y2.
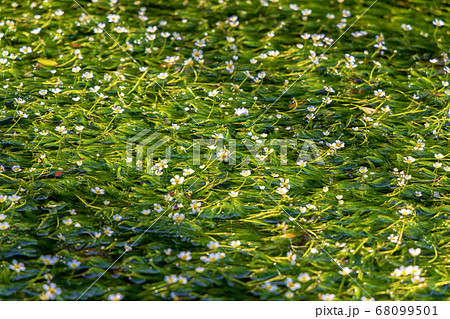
0;0;449;300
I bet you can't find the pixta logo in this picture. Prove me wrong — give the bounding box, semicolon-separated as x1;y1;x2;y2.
127;130;325;174
126;130;171;174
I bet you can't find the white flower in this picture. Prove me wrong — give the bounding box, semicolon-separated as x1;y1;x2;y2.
298;273;311;282
9;260;26;272
301;9;312;16
374;89;385;97
276;187;289;195
287;251;297;264
90;86;100;93
228;16;239;27
112;105;124;114
399;208;413;216
173;212;185;223
40;255;59;265
322;97;332;104
321;294;335;301
177;251;192;261
0;222;10;230
201;252;223;263
217;148;231;162
9;194;21;202
195;267;205;273
388;234;399;243
43;283;62;300
107;14;120;23
240;170;251;177
91;187;105;195
190;200;201;213
195;39;206;47
228;191;239;197
19;46;32;54
68;260;81;268
285;291;294;298
409;265;422;276
75;126;84;133
62;218;72;226
183;168;195;176
279;178;290;189
108;293;124;301
404;156;415;164
170;175;184;185
409;248;421;257
297;160;307;167
285;278;301;291
157;72;169;80
432;19;444;27
359;167;368;174
411;276;425;284
262;282;277;292
192;49;203;60
208;90;219;97
81;72;94;80
414;140;424;151
230;240;241;248
339;267;352;276
14;98;26;104
165;274;178;284
103;227;114;237
207;241;220;249
234;107;249;116
178;275;188;284
401;24;412;31
55;126;67;134
341;9;351;17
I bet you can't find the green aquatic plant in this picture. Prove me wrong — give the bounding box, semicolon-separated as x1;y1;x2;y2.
0;0;449;301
